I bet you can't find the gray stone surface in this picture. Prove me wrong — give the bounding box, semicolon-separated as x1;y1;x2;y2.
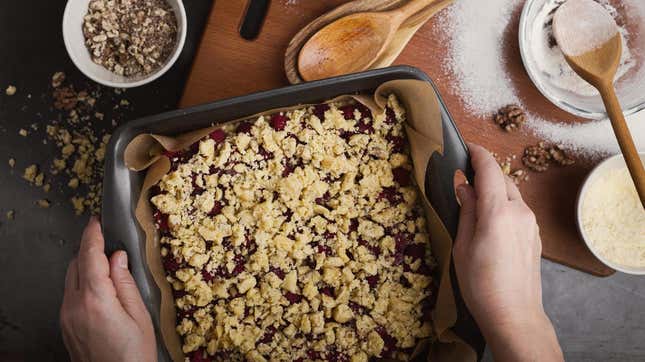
542;260;645;361
484;260;645;362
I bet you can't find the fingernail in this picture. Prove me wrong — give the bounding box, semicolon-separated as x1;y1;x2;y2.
455;185;465;206
117;251;128;269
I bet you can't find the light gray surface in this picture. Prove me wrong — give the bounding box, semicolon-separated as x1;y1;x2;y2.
483;259;645;361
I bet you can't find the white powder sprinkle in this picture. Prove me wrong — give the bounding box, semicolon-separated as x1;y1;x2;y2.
443;0;522;115
442;0;645;157
527;111;645;158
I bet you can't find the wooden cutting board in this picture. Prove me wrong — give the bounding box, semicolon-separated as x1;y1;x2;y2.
180;0;614;276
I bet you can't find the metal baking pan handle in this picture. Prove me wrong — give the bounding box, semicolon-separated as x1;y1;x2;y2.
425;100;474;239
423;100;483;359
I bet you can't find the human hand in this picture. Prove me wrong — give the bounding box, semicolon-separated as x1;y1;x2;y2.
453;144;563;361
60;217;157;362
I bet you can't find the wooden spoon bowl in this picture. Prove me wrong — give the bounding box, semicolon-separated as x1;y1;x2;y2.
295;0;452;82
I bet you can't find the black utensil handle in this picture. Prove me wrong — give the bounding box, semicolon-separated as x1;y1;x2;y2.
239;0;270;40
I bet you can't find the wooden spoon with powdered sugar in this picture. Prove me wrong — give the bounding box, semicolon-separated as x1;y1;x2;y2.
553;0;645;208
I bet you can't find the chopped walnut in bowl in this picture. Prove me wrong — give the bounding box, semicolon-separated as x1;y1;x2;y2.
62;0;187;87
151;96;437;361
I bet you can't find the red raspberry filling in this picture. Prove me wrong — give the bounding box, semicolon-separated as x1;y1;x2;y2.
270;113;288;131
375;326;399;358
153;210;170;233
257;325;277;345
208;129;226;142
385;107;398;124
236;121;252;134
284;292;304;304
386;134;406;153
269;266;286;279
207;200;223;216
340;105;357;120
313;104;330;120
392;167;412;186
366;275;379;289
378;187;404;205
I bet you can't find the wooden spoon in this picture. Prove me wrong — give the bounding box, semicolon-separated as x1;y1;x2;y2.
554;0;645;208
298;0;441;82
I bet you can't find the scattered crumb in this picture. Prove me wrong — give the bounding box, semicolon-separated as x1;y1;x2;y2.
23;164;39;183
34;173;45;187
52;72;66;88
494;153;529;185
36;199;51;208
6;210;15;220
18;128;28;137
5;85;16;96
70;196;85;215
68;178;79;189
12;72;126;216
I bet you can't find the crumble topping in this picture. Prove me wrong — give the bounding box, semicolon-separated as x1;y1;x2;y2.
151;96;436;362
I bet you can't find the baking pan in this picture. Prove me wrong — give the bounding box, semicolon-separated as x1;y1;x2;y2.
102;66;483;361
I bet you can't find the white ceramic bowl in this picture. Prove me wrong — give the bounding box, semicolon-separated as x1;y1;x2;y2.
62;0;187;88
576;153;645;275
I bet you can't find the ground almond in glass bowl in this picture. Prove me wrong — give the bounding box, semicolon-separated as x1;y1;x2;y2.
150;96;437;362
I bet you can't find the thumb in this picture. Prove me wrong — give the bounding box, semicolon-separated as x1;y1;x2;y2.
109;251;152;326
454;184;477;251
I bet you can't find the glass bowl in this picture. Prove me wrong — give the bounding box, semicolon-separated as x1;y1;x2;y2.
519;0;645;120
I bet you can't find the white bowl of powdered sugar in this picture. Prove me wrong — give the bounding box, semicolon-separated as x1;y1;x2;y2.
520;0;645;120
577;153;645;274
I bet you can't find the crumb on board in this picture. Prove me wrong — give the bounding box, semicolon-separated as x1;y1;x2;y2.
493;153;529;185
5;85;16;96
6;210;15;220
52;72;65;88
10;71;120;217
36;199;51;208
23;164;39;183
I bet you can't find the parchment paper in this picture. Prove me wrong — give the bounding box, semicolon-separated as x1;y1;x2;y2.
124;80;477;362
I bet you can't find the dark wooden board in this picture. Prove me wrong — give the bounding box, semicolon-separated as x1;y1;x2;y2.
180;0;614;276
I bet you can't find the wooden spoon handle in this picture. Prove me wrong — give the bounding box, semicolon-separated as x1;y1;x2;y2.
599;84;645;208
390;0;440;23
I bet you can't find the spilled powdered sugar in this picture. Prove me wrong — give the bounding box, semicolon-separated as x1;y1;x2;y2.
527;112;645;156
443;0;522;114
441;0;645;158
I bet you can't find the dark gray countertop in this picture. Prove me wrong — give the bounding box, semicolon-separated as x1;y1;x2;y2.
1;1;644;362
0;1;212;360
